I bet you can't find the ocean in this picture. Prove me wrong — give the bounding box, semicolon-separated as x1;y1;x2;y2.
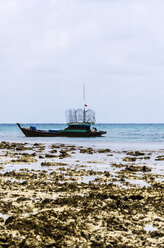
0;123;164;150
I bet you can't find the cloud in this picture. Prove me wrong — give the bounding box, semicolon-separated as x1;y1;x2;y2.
0;0;164;122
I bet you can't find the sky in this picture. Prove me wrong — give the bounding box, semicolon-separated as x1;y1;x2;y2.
0;0;164;123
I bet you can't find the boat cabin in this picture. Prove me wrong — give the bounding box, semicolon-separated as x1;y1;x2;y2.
65;123;91;131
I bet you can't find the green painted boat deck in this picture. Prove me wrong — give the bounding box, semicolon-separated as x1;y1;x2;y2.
60;129;87;133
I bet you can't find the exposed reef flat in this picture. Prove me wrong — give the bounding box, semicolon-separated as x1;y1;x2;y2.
0;141;163;247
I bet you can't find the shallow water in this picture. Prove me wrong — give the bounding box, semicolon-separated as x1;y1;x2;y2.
0;123;164;150
0;127;163;248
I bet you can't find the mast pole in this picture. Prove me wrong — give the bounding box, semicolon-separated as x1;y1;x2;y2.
83;84;86;123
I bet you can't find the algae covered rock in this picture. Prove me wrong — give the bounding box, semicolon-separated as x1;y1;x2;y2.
0;141;163;248
123;157;136;162
155;155;164;161
97;148;111;153
59;150;71;158
126;151;145;156
41;162;67;166
80;148;94;154
11;157;37;163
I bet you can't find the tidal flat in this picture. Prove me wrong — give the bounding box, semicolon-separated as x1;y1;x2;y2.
0;141;163;247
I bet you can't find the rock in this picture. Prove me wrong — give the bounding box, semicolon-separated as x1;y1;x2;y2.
5;216;15;225
111;163;125;168
41;162;67;166
97;149;111;153
150;231;164;238
50;149;57;153
0;141;163;248
80;148;93;154
16;146;27;151
143;156;151;160
155;156;164;161
129;194;144;200
123;157;136;162
0;217;4;222
33;143;41;146
45;154;58;158
51;144;61;149
126;151;145;156
59;151;71;158
11;157;37;163
124;165;149;172
142;166;151;172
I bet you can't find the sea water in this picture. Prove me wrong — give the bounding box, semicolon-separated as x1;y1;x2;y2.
0;123;164;150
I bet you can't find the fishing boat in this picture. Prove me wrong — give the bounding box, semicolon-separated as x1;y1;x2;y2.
17;108;106;137
17;86;106;137
17;122;106;137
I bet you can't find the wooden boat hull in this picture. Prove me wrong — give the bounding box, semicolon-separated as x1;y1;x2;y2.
17;124;106;137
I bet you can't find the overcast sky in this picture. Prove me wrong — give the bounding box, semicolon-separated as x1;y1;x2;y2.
0;0;164;123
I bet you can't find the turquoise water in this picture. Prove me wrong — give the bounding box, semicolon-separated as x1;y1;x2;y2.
0;124;164;148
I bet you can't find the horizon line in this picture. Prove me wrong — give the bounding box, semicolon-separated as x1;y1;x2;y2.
0;122;164;125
